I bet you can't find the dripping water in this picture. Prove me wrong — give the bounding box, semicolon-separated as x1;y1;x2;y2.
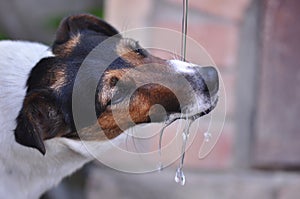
174;118;192;185
157;117;180;171
174;0;190;186
158;0;213;186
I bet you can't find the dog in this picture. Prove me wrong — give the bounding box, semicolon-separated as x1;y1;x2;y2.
0;14;219;198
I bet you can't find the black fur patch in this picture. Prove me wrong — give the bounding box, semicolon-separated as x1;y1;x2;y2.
15;90;70;155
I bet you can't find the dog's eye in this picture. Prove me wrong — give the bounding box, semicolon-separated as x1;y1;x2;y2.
109;76;119;87
134;48;148;57
133;41;148;57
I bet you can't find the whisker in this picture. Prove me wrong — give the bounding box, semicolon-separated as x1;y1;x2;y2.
130;128;139;153
121;19;130;37
174;50;180;60
158;124;168;156
125;129;130;151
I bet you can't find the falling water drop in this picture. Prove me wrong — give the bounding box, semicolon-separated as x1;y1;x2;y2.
157;162;164;172
204;131;212;142
175;167;186;185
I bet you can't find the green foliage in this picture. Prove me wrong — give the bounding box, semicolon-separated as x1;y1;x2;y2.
44;7;104;30
46;16;64;29
89;8;105;19
0;32;9;40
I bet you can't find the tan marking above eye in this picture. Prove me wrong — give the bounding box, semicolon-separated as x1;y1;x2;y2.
116;38;166;69
115;39;146;65
116;38;137;53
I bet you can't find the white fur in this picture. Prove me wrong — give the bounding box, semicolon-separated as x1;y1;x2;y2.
168;59;196;74
0;41;124;199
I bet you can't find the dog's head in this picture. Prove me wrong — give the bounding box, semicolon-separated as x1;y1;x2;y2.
14;14;219;155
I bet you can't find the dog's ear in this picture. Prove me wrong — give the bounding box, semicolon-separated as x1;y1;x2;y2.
53;14;119;53
14;90;69;155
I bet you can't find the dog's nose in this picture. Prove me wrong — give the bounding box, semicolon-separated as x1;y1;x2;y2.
196;66;219;96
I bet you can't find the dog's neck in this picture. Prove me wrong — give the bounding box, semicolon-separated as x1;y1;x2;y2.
0;41;120;199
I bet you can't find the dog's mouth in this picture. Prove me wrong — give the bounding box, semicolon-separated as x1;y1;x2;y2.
164;93;219;125
186;94;218;120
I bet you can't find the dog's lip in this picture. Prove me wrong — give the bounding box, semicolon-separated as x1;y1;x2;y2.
188;95;218;120
164;95;218;124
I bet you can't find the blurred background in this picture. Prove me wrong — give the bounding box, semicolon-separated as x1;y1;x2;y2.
0;0;299;198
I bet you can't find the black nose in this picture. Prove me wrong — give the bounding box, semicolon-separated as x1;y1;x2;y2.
197;66;219;96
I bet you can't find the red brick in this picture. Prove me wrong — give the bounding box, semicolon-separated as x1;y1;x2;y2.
165;0;252;22
220;71;236;118
278;183;300;199
105;0;153;30
152;21;239;69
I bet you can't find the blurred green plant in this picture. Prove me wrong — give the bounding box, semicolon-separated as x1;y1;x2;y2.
45;8;105;30
0;32;9;40
46;16;64;29
89;8;104;19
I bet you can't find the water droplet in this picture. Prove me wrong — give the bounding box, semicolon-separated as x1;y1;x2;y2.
204;131;212;142
174;168;186;186
182;132;188;141
157;162;164;172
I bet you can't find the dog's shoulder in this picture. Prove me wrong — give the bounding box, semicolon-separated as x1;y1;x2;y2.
0;41;53;136
0;40;53;87
0;40;52;73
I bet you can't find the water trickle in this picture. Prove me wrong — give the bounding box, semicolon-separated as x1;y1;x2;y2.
174;118;192;186
157;115;183;171
157;162;164;172
157;123;169;171
157;116;212;186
